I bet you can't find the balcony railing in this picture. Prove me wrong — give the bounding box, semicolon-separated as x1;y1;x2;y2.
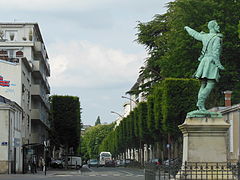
31;108;50;128
34;41;50;76
31;84;50;110
32;61;50;93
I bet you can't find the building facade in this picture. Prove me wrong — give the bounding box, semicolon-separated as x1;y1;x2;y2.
0;96;23;173
0;23;50;172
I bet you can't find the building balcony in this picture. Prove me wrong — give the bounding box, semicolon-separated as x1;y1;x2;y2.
31;108;40;120
31;84;41;96
32;61;50;94
34;41;50;76
31;85;50;110
31;108;50;129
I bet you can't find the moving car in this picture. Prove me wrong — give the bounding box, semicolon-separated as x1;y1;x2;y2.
88;159;99;167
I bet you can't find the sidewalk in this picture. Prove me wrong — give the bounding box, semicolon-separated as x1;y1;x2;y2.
0;169;82;177
31;168;82;176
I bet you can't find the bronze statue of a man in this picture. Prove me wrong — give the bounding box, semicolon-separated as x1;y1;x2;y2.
184;20;224;111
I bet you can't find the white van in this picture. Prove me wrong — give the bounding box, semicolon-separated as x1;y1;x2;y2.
64;156;82;169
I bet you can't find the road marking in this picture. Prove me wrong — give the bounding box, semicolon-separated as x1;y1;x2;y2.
56;175;73;177
117;170;134;176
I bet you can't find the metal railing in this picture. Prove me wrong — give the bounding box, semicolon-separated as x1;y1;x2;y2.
145;161;240;180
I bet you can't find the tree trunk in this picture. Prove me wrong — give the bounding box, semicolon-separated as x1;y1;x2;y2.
65;144;69;169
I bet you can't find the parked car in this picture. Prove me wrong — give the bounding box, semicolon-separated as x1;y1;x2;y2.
124;159;141;167
50;159;64;168
116;159;125;167
105;160;116;167
149;158;161;166
162;158;181;176
62;156;82;169
88;159;99;168
163;158;180;166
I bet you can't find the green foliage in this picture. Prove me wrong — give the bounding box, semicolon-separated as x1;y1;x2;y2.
81;123;114;159
50;95;81;153
153;83;163;131
138;102;152;143
136;0;240;106
147;95;155;131
133;107;139;137
161;78;199;133
238;21;240;39
95;116;101;126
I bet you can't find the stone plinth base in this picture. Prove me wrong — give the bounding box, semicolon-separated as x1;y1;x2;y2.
176;116;232;179
179;117;230;163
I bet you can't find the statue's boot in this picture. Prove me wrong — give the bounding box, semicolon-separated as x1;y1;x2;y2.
197;97;206;111
197;80;215;111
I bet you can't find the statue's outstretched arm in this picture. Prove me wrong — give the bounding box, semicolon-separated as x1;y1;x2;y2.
184;26;203;41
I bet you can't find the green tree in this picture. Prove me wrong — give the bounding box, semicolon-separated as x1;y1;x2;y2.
50;95;81;155
81;123;114;159
95;116;101;126
238;21;240;39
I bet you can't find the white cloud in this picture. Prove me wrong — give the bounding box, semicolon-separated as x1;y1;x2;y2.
1;0;114;11
48;40;145;88
1;0;171;12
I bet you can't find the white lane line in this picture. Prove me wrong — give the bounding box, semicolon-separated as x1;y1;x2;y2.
117;170;134;176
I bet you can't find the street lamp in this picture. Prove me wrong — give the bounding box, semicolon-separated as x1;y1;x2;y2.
110;111;123;118
121;96;138;111
121;96;138;104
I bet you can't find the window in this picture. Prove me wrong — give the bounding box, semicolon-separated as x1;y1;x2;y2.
8;50;14;58
6;30;17;41
16;51;24;57
22;84;25;94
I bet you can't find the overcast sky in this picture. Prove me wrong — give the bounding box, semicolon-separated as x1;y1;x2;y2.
1;0;172;125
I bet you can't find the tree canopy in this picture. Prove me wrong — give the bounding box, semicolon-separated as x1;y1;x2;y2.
136;0;240;107
50;95;81;154
81;123;115;160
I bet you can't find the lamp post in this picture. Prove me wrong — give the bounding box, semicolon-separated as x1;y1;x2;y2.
121;96;138;111
121;96;137;104
110;111;123;118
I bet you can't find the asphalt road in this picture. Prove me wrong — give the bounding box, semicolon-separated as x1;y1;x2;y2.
0;165;145;180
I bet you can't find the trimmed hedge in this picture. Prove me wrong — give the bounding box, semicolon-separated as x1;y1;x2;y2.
161;78;199;133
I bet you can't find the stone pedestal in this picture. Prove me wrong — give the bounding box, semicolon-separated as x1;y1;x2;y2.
179;117;230;163
176;116;234;179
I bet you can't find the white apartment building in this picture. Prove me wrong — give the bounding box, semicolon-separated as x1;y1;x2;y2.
0;96;23;174
0;23;50;173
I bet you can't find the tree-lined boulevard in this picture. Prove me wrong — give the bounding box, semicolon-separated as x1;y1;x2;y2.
0;0;240;179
